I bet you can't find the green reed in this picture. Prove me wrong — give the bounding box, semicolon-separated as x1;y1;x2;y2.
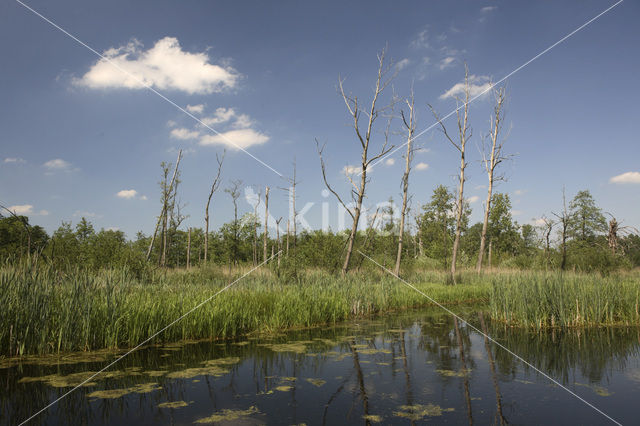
0;260;489;356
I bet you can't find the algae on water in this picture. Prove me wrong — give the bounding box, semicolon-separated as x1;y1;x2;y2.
194;406;260;424
394;404;454;420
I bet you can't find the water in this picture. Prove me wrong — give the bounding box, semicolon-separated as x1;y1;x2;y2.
2;308;639;425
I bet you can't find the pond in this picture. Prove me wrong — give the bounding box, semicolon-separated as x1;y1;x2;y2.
2;308;639;425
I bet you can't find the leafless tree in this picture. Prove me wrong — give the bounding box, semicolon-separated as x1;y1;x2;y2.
316;48;396;274
251;188;262;266
430;65;472;281
275;216;283;266
225;180;243;270
606;213;638;255
146;149;182;262
263;186;270;262
477;87;509;273
204;151;225;265
538;215;555;269
552;188;570;271
394;91;417;276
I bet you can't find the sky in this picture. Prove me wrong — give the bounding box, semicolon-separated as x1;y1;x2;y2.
1;0;639;239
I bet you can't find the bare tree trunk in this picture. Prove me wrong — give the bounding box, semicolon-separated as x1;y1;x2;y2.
480;313;506;425
286;219;290;255
252;191;261;267
147;149;182;261
477;88;507;273
276;217;282;267
263;186;269;262
394;93;415;276
430;66;471;283
204;152;225;265
187;227;191;269
554;188;569;271
316;48;395;275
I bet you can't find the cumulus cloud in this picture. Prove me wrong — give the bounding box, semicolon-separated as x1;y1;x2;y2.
186;104;204;114
75;37;239;94
170;127;200;140
4;157;25;164
342;164;372;175
415;162;429;171
199;129;269;150
201;107;236;126
7;204;33;215
385;158;395;166
610;171;640;184
440;75;493;100
44;158;71;170
231;114;253;129
467;195;480;203
116;189;138;199
481;6;497;13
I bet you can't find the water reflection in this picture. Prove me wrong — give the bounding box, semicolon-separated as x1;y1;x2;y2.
2;308;639;425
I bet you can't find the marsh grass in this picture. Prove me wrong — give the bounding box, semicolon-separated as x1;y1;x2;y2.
2;259;638;356
0;259;488;356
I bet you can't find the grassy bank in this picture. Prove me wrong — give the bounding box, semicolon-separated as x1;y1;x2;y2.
2;260;639;356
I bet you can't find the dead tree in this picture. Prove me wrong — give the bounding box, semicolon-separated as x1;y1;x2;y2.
263;186;270;262
225;180;242;270
275;217;283;266
606;214;638;255
279;161;299;255
146;149;182;262
477;87;508;273
539;215;555;269
394;91;417;276
204;151;225;265
251;189;261;266
552;188;570;271
430;65;472;281
316;48;396;274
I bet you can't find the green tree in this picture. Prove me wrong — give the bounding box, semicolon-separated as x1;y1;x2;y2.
568;190;606;243
419;185;455;268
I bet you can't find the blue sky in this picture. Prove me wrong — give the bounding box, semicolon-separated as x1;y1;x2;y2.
1;0;638;238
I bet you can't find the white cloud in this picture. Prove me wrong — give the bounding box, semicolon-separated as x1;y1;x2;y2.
440;75;493;100
166;120;177;127
106;227;120;232
411;28;430;49
76;37;238;94
396;58;411;70
4;157;25;164
511;209;523;216
481;6;497;13
44;158;71;170
232;113;253;129
385;158;395;166
7;204;33;215
140;195;148;200
38;210;49;216
201;107;236;126
170;127;200;140
439;56;456;70
467;195;480;203
532;218;547;226
186;104;204;114
514;189;526;196
610;171;640;184
343;164;372;175
415;162;429;171
116;189;138;199
199;128;269;150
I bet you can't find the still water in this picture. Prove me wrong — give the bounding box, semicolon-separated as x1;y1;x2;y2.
2;308;639;425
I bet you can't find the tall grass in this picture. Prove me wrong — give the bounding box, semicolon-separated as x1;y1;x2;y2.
489;270;640;328
2;259;638;356
0;259;488;356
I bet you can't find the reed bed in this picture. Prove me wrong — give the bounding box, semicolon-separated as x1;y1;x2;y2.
2;260;638;356
0;261;488;356
488;271;640;328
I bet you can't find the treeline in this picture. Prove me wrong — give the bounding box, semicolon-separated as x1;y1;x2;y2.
1;187;638;277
